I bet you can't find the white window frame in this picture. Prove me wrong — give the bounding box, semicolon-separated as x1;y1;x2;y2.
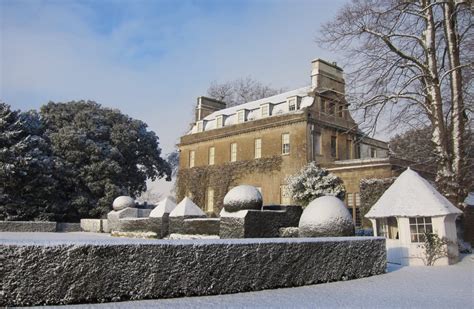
282;133;290;155
261;104;270;117
288;98;297;111
237;110;246;123
189;150;195;168
409;217;433;243
230;143;237;162
208;147;215;165
370;147;377;158
287;96;300;111
196;121;204;132
216;115;223;128
254;138;262;159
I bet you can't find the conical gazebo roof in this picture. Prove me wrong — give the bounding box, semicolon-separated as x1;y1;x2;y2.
365;168;462;219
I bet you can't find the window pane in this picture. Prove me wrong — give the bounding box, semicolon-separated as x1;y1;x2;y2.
409;218;416;224
313;132;321;156
282;134;290;154
289;99;296;111
230;143;237;162
255;139;262;159
425;217;432;224
355;193;360;207
331;136;337;157
347;193;354;207
426;224;433;233
189;151;195;168
209;147;215;165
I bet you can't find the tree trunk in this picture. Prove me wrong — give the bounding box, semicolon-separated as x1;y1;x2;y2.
443;0;466;205
422;0;455;197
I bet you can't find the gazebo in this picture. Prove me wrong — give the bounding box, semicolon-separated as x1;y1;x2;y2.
365;168;462;266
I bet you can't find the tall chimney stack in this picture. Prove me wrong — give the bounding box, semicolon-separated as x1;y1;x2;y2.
195;97;226;122
311;59;345;93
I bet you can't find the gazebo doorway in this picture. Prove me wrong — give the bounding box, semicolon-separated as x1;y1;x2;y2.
377;216;401;264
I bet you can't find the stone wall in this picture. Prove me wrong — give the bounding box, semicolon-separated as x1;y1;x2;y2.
0;221;57;232
80;219;103;233
2;236;386;306
183;218;220;235
56;223;82;232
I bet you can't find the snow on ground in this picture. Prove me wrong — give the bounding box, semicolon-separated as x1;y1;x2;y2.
165;233;220;240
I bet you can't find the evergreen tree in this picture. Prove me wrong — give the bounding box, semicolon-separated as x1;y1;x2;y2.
40;101;171;219
0;103;64;221
286;162;346;206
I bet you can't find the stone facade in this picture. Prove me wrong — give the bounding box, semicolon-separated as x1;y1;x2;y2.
177;59;401;224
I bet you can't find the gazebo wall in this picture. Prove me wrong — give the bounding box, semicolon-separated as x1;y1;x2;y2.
371;216;458;266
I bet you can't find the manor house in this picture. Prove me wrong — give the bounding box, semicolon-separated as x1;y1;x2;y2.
177;59;413;227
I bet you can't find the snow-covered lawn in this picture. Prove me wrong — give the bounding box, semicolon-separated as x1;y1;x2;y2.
28;250;471;308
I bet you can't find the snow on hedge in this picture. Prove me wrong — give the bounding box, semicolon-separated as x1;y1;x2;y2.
150;197;177;217
169;197;206;217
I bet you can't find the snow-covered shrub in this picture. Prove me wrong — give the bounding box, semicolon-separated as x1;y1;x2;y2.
223;185;262;212
286;162;345;206
417;232;453;266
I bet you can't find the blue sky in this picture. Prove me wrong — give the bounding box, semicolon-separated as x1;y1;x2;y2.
1;0;349;154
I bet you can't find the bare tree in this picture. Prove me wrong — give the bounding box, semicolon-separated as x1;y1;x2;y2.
318;0;473;204
207;77;286;107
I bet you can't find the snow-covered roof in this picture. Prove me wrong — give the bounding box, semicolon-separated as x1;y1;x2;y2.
188;86;314;134
149;197;176;218
365;168;462;218
169;197;206;217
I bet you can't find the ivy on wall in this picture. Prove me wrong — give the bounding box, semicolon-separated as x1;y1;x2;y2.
176;156;283;215
359;177;396;227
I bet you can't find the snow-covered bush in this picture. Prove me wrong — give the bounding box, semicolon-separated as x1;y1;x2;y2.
286;162;345;206
417;232;454;266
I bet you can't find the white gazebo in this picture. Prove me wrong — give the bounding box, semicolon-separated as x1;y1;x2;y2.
366;168;462;266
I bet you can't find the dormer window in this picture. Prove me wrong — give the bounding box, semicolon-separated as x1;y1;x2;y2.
216;115;224;128
237;110;246;123
197;120;204;132
261;104;271;117
287;96;300;111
